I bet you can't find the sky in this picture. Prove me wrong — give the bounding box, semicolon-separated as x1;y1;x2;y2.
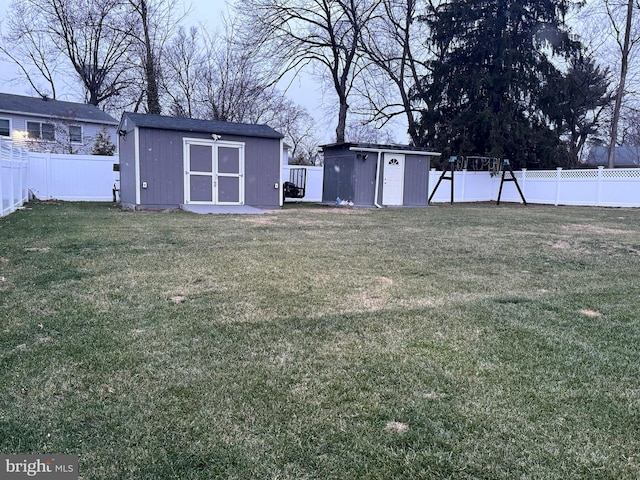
0;0;406;144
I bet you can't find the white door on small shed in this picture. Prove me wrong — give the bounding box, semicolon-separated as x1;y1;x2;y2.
382;153;405;206
184;139;245;205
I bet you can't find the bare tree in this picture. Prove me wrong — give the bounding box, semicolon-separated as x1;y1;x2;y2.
162;26;203;117
237;0;382;144
356;0;431;144
1;0;136;106
606;0;639;167
127;0;186;114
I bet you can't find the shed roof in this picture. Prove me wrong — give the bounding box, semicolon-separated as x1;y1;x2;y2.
0;92;118;125
122;112;284;140
321;142;441;156
585;146;640;167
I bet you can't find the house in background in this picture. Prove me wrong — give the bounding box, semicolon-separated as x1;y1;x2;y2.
585;146;640;168
0;92;118;154
118;112;284;211
321;143;441;207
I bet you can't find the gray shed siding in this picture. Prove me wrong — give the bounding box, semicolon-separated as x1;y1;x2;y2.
244;136;281;207
403;155;430;206
118;128;137;207
322;146;357;203
138;128;184;207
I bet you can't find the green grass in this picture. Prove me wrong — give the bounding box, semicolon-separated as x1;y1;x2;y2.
1;201;640;479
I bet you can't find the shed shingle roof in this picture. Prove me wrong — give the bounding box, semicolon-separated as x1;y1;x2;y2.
0;92;118;125
122;112;284;139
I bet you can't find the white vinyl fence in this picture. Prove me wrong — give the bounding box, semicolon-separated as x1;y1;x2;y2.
428;167;640;207
282;165;324;202
29;151;119;202
0;140;29;218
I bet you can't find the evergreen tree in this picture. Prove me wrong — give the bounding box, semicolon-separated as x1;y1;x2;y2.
92;127;117;156
417;0;581;168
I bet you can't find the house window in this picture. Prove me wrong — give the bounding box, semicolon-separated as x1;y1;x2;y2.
27;121;55;141
69;125;82;144
0;118;10;138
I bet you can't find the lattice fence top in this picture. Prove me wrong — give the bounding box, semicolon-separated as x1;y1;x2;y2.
560;170;599;179
522;171;557;179
602;169;640;178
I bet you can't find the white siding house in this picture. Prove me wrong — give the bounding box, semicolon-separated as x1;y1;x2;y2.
0;93;118;155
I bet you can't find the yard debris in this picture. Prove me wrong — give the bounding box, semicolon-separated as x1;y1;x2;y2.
422;392;448;400
0;276;5;282
375;276;394;285
24;247;51;253
385;421;409;433
0;257;7;263
579;309;602;318
170;295;186;304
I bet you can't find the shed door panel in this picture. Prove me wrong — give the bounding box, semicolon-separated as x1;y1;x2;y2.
382;154;405;206
185;141;244;205
215;146;244;205
190;175;213;202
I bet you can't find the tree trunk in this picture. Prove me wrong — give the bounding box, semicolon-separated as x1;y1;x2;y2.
140;0;162;114
608;0;634;169
336;100;348;144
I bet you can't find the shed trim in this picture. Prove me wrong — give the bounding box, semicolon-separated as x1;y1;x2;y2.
134;126;141;205
349;146;441;157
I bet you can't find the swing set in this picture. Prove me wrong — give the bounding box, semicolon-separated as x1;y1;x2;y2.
428;156;527;205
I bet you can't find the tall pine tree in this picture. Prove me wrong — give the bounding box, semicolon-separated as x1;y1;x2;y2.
417;0;581;167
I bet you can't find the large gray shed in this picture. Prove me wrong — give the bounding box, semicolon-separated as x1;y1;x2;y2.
321;143;441;207
118;112;284;210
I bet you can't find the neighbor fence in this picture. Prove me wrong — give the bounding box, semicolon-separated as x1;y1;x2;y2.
29;151;119;202
282;165;324;202
0;139;29;218
428;167;640;207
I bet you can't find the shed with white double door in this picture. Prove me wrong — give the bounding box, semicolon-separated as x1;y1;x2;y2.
117;112;284;210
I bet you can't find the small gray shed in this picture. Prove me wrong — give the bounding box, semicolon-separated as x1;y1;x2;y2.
118;112;284;210
321;143;441;207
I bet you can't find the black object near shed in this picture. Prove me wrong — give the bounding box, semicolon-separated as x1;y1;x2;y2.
321;143;441;207
117;112;284;210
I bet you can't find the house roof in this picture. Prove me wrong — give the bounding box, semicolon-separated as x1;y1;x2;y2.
0;92;118;125
121;112;284;140
321;142;441;156
585;146;640;167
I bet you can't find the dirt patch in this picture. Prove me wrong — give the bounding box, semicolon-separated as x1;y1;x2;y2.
551;241;572;250
242;216;278;226
579;309;602;318
385;421;409;433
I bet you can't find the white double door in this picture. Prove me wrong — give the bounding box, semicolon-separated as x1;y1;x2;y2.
184;140;245;205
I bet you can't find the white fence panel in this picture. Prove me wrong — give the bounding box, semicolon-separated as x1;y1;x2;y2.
428;167;640;207
282;165;324;202
0;139;29;218
29;152;119;201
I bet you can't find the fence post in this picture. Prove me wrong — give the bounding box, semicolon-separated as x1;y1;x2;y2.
10;144;16;213
555;167;562;206
596;166;604;207
521;169;527;199
0;145;4;217
461;168;467;202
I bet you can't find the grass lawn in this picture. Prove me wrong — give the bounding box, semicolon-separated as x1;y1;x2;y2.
1;201;640;479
